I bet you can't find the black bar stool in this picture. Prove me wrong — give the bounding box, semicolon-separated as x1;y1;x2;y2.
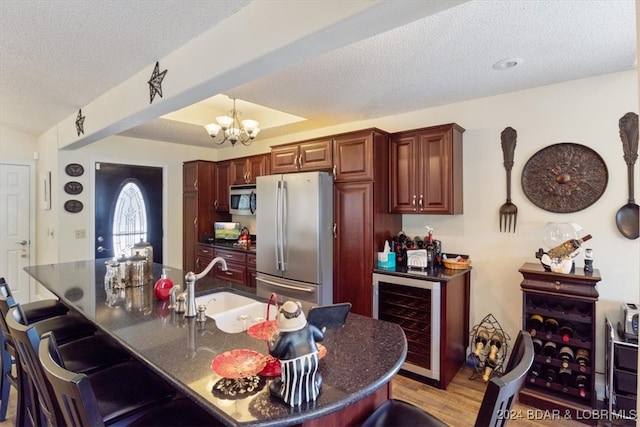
0;280;96;426
7;304;131;426
40;332;223;426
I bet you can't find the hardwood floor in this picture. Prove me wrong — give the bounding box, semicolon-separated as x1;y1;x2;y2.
391;367;633;427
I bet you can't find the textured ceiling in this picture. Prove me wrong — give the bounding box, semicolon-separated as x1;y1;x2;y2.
0;0;637;148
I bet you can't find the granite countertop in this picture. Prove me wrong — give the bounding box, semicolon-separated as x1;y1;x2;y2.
373;265;471;282
25;260;406;426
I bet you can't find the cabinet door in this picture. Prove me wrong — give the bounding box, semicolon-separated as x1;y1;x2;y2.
271;144;300;174
418;129;454;214
214;161;231;211
183;161;199;192
333;131;374;182
182;192;197;272
246;154;270;183
230;158;249;185
389;133;419;213
333;181;374;317
299;138;333;171
196;245;216;278
247;253;257;288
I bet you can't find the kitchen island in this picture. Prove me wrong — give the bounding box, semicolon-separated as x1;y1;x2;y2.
24;260;406;426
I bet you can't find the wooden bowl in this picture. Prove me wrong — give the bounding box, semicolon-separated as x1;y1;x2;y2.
442;258;471;270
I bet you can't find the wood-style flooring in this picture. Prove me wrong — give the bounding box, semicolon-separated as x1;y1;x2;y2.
391;367;633;427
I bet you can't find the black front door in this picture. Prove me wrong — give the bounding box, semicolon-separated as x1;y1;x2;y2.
95;162;163;263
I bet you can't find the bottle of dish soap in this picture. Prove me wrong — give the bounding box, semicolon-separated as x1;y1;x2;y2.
154;268;174;300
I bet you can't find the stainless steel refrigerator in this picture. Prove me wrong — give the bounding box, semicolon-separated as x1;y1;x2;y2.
256;171;333;306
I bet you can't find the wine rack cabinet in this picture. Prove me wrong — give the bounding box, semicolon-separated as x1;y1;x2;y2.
518;262;601;424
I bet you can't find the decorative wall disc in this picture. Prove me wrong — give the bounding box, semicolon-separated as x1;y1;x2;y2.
521;143;608;213
64;181;83;195
65;163;84;177
64;200;83;213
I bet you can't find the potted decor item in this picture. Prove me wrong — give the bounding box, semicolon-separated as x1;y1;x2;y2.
268;301;324;406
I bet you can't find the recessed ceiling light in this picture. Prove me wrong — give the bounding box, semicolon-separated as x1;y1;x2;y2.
492;58;523;70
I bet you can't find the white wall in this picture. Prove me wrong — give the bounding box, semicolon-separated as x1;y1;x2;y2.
55;135;218;266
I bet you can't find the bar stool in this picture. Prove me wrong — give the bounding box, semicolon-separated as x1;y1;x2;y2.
0;283;96;426
7;304;131;426
39;332;216;426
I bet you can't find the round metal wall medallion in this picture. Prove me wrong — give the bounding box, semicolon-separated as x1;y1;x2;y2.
65;163;84;177
521;143;608;213
64;199;83;213
64;181;83;195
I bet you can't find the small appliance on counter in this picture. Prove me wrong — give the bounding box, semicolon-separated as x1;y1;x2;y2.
214;222;241;241
620;302;639;340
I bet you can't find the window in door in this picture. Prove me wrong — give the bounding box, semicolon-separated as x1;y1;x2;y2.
112;180;148;256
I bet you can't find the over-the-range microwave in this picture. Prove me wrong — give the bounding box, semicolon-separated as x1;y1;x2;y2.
229;184;256;215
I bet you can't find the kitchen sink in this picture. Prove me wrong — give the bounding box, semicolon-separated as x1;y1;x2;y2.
194;291;273;334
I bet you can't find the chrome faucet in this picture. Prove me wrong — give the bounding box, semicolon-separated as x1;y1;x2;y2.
183;257;228;318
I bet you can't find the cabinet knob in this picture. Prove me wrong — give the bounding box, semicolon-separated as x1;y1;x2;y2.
412;195;417;211
554;281;561;290
418;195;423;211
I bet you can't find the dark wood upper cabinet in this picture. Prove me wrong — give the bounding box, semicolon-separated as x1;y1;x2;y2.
333;130;377;182
230;154;270;185
390;123;464;214
214;160;231;211
270;137;332;174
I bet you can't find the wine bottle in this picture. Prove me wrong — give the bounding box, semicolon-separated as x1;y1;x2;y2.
575;348;590;372
532;338;543;355
547;234;592;259
488;332;503;363
543;367;557;386
482;357;497;382
559;322;574;343
575;374;588;398
558;346;574;368
560;301;575;313
543;317;559;339
530;362;541;378
425;230;435;269
474;329;489;356
559;366;572;392
543;341;557;361
528;314;543;337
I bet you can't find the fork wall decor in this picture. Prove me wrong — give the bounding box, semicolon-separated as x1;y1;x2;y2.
499;127;518;232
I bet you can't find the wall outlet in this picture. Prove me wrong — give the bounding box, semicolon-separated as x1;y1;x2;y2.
75;229;86;239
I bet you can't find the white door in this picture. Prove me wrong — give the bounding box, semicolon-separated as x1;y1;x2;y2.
0;164;31;303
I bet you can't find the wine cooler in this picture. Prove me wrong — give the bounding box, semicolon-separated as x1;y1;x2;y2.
518;263;601;425
372;270;470;389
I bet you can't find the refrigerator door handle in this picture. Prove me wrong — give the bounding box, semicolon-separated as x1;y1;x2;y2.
275;179;283;271
258;277;315;293
280;180;287;271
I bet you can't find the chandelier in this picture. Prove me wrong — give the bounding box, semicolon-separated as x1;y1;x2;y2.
204;97;260;146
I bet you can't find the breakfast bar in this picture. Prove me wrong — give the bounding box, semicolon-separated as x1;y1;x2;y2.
24;260;407;426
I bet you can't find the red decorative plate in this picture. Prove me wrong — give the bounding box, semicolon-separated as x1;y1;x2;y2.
247;320;278;341
317;343;327;359
211;350;266;379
